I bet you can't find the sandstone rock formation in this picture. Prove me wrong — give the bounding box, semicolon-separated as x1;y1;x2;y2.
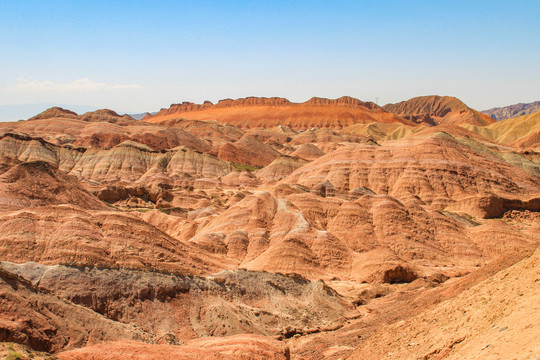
283;130;539;207
0;132;231;183
145;96;412;129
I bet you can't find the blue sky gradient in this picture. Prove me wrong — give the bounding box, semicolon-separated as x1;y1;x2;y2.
1;0;539;119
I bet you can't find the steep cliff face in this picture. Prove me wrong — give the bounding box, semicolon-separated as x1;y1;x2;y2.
383;95;496;126
144;96;412;129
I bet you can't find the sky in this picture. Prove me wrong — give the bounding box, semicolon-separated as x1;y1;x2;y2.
1;0;539;120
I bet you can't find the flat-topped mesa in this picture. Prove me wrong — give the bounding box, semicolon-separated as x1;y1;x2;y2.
145;96;411;129
152;97;292;117
215;96;292;107
304;96;377;109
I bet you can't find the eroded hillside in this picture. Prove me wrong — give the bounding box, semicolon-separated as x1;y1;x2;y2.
0;97;538;359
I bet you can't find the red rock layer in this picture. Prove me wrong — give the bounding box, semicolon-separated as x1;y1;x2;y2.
144;96;412;129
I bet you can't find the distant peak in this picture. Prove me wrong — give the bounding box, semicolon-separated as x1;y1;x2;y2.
80;109;135;122
28;107;78;121
383;95;495;126
89;109;122;117
305;96;378;109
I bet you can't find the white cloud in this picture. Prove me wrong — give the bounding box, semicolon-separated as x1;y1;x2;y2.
11;77;143;92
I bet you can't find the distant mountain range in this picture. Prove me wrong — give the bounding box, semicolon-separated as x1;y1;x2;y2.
482;101;540;121
0;103;152;122
128;112;157;120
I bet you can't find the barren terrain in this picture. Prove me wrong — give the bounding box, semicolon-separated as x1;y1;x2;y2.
0;96;538;359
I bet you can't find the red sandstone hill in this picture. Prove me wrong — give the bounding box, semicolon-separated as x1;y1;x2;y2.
143;96;413;129
383;95;496;126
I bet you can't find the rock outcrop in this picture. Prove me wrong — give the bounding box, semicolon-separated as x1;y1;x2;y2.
0;133;231;183
0;267;149;352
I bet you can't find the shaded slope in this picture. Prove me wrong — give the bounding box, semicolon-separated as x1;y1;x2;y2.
0;160;107;211
0;267;149;352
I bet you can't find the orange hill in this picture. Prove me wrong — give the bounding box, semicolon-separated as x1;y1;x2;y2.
383;95;496;126
144;96;413;129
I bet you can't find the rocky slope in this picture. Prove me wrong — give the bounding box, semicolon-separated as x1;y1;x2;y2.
349;247;540;359
0;132;231;183
0;159;108;211
1;263;353;347
0;266;149;352
482;100;540;120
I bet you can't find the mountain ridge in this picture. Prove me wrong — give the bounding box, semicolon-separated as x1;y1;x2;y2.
482;100;540;120
143;96;413;129
383;95;496;126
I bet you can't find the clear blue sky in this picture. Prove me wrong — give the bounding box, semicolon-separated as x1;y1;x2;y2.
1;0;539;119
